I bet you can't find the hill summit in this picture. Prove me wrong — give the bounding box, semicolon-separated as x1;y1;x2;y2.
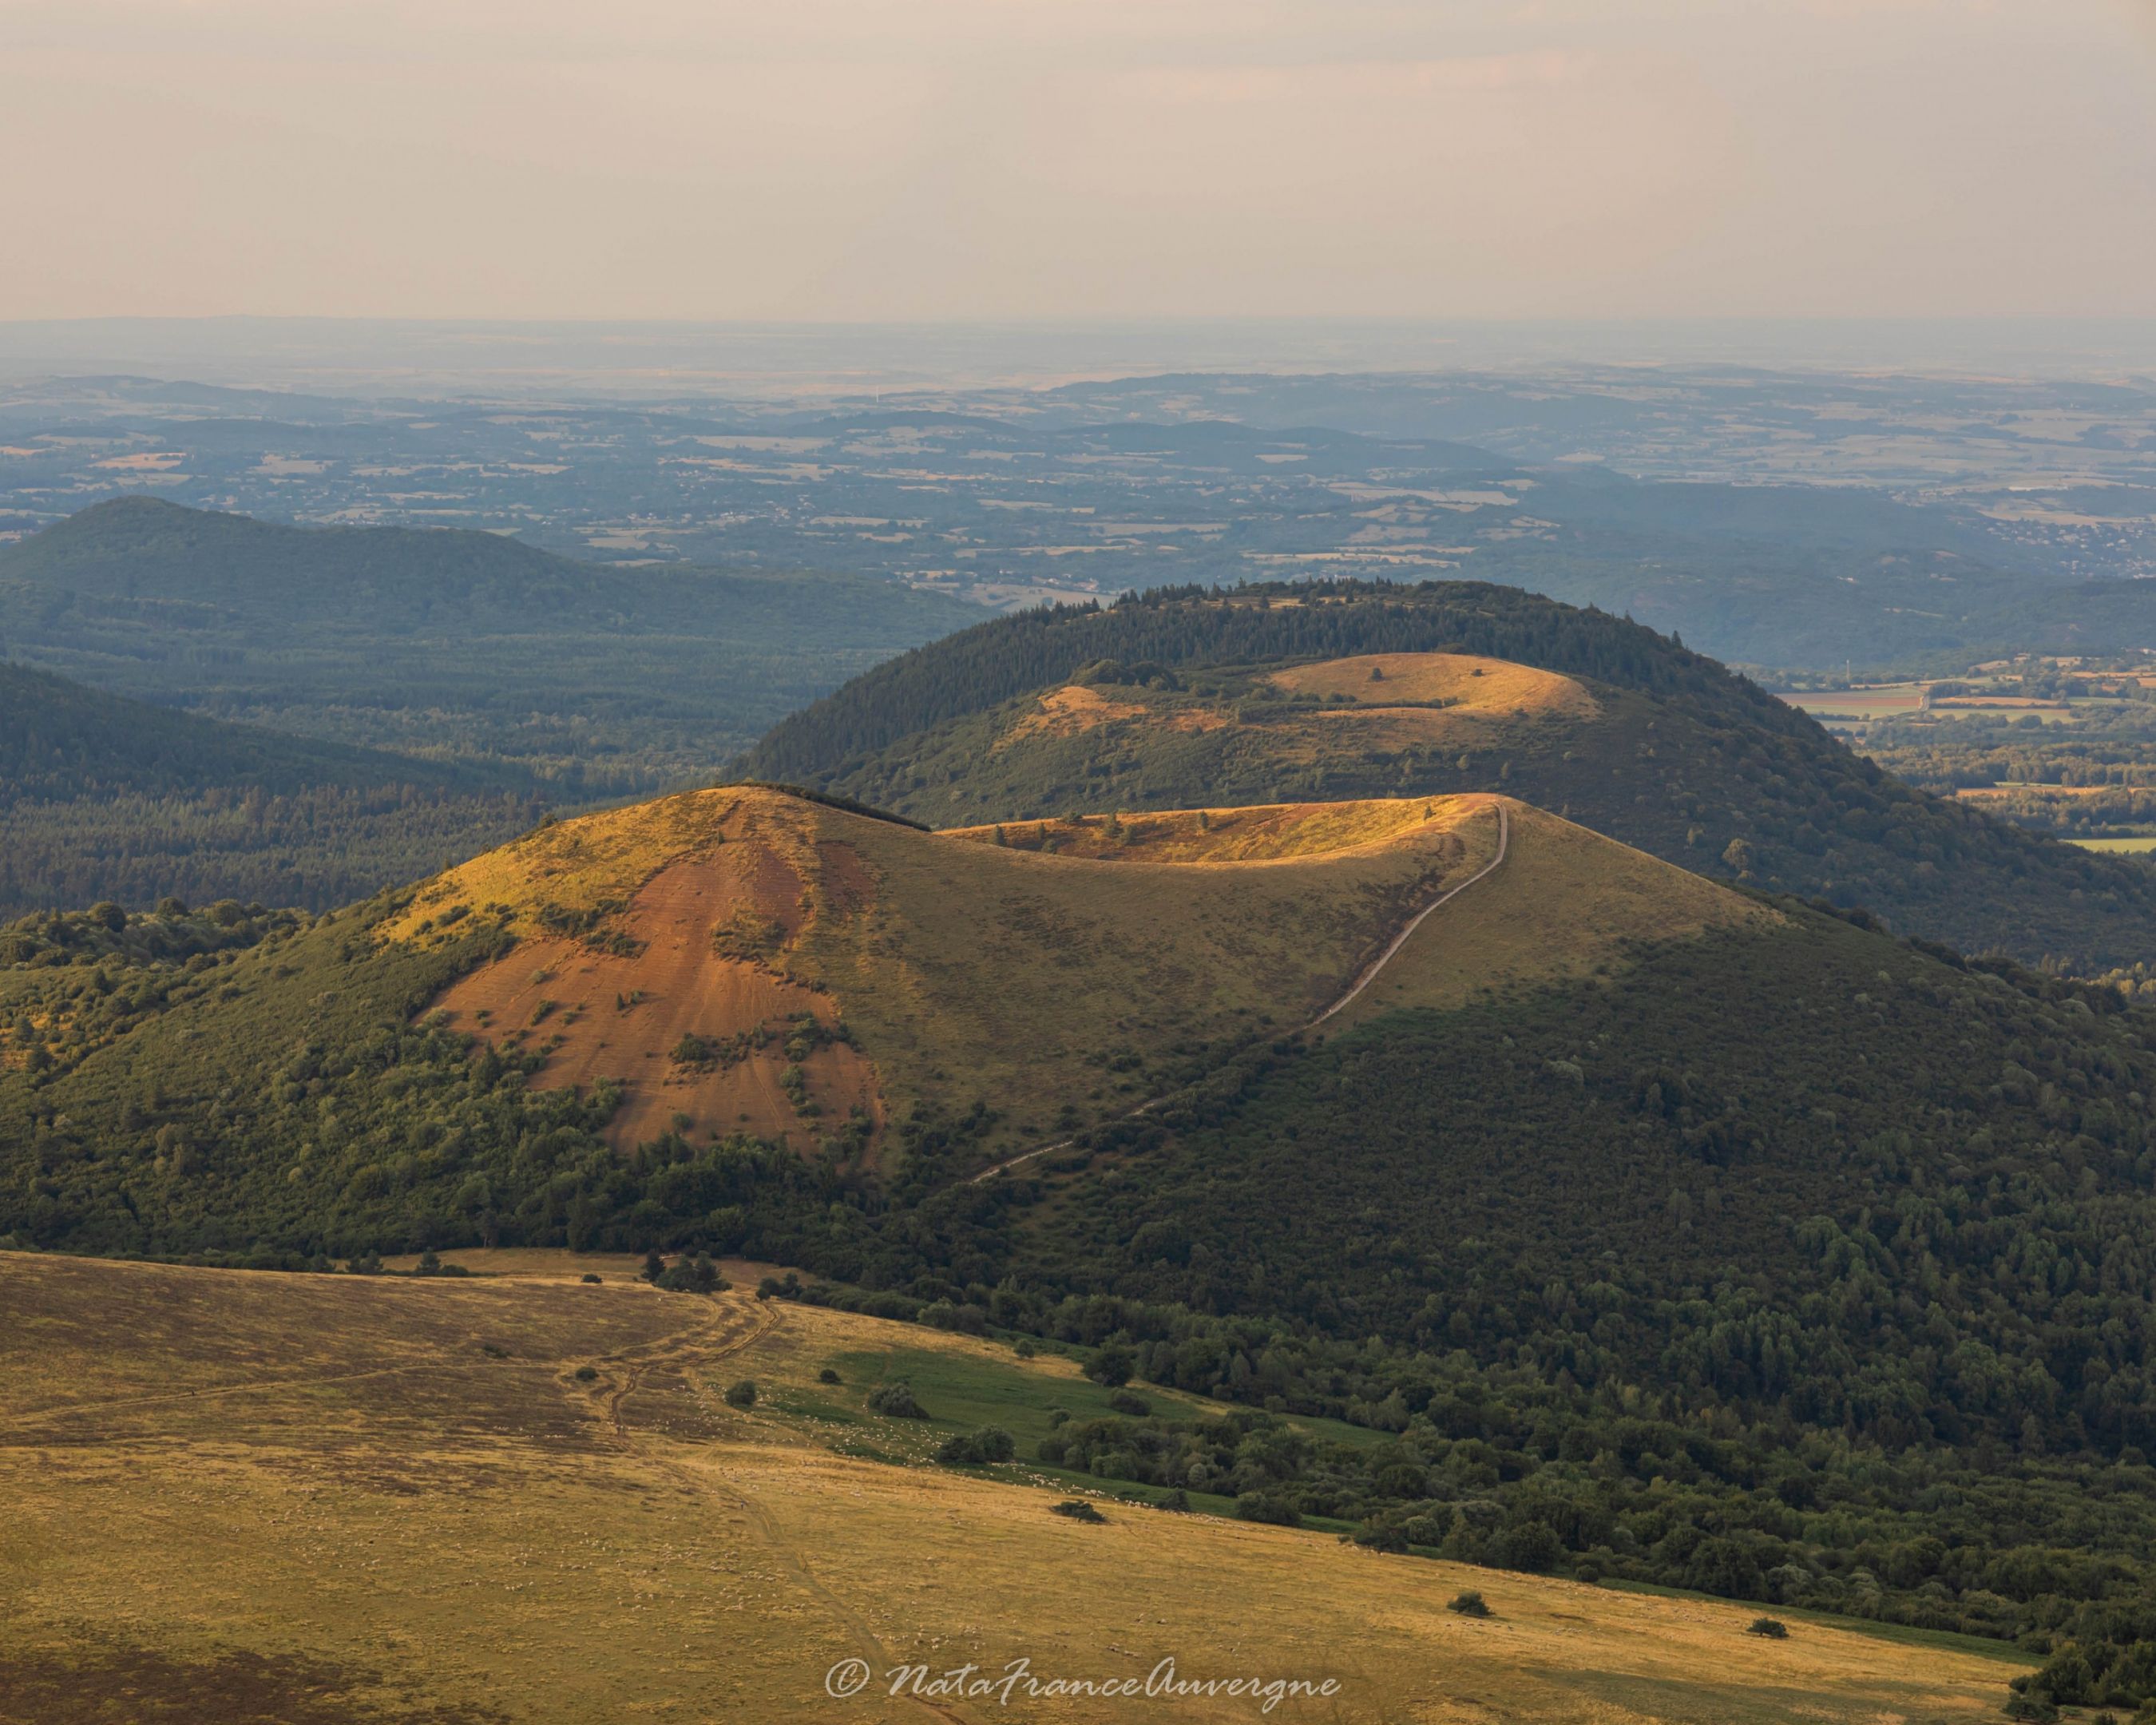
390;784;1759;1163
742;581;2156;968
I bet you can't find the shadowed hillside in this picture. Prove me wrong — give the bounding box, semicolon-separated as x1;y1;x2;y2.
743;583;2156;969
0;498;978;787
0;661;545;914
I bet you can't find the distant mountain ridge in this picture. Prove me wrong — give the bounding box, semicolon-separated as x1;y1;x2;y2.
0;496;959;636
0;498;980;791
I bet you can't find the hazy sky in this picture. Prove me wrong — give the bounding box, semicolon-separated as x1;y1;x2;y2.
3;0;2153;323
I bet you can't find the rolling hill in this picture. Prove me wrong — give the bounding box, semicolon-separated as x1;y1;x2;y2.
0;497;979;786
0;661;545;914
0;780;1761;1250
374;783;1754;1159
13;779;2156;1703
741;581;2156;970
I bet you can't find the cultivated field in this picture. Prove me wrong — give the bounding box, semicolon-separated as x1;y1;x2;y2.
0;1251;2027;1724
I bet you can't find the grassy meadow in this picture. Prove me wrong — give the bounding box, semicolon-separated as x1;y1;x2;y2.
0;1251;2030;1724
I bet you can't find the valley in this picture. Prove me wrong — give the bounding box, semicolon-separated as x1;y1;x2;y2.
11;468;2156;1725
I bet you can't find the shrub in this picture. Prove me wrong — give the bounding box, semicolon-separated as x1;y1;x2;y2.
1013;1339;1036;1358
1050;1500;1106;1523
573;1365;598;1382
817;1366;842;1385
580;1272;602;1284
1448;1592;1490;1618
724;1379;758;1410
1108;1390;1151;1417
1746;1618;1788;1640
653;1253;727;1294
934;1426;1016;1466
866;1381;927;1418
1157;1489;1191;1513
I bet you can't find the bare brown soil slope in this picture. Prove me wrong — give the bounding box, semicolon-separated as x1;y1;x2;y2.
1;1251;2025;1725
427;848;881;1152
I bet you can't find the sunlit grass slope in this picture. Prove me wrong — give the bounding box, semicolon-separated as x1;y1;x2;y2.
390;787;1511;1166
0;1251;2023;1725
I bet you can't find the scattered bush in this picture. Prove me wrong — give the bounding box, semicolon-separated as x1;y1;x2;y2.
724;1379;758;1410
1746;1618;1788;1640
1448;1592;1490;1618
580;1272;602;1284
866;1381;927;1418
652;1252;727;1295
817;1366;842;1385
1050;1500;1107;1523
573;1365;598;1382
934;1426;1016;1466
1108;1390;1151;1417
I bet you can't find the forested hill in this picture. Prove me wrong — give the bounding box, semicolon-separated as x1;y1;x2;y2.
0;663;512;801
740;581;2156;971
0;663;545;915
0;496;972;637
742;581;1780;779
0;498;979;791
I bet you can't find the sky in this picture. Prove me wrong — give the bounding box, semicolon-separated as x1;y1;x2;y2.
2;0;2154;325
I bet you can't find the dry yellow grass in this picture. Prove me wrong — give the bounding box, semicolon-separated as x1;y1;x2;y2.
1266;651;1599;723
1322;803;1773;1034
973;652;1602;781
941;798;1464;862
0;1251;2021;1725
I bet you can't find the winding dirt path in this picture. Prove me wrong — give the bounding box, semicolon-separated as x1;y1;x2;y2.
969;799;1511;1184
585;1292;973;1723
1308;799;1508;1027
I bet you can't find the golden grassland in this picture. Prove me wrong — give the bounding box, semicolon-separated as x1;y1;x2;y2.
0;1251;2024;1725
941;799;1464;862
1264;652;1599;724
977;652;1600;775
1322;804;1774;1035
